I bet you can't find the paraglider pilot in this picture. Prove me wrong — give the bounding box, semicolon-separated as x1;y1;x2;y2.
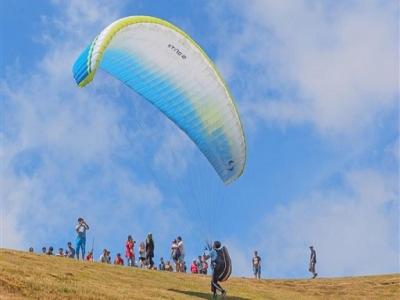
204;241;232;298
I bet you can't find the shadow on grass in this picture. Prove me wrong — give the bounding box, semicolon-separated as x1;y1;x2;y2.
168;288;251;300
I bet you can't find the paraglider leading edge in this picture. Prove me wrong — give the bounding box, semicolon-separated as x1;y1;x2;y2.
72;16;247;184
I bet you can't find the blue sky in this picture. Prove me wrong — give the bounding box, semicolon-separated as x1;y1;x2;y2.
0;0;398;278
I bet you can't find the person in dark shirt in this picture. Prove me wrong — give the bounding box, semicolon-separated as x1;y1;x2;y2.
204;241;231;298
145;233;155;268
309;246;317;279
252;250;262;279
67;242;75;258
159;257;166;270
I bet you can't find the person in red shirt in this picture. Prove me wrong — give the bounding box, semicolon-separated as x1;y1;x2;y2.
114;253;124;265
85;250;93;261
190;260;198;274
125;235;136;267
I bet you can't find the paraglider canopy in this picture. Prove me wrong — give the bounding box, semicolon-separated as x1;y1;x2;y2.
73;16;246;184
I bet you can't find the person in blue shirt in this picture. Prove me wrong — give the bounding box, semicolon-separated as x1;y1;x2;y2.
204;241;229;298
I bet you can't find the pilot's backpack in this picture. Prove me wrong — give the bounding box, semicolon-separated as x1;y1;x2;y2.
214;246;232;282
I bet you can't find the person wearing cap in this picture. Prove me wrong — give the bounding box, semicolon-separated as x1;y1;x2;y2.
309;246;317;279
75;217;89;260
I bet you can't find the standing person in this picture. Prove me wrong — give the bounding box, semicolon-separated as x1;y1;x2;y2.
183;261;187;273
138;241;146;268
196;255;203;273
177;236;185;272
107;251;112;264
201;255;208;275
171;239;180;272
204;241;232;298
125;235;136;267
191;260;199;274
145;233;155;268
75;217;89;260
114;253;124;265
67;242;75;259
159;257;166;271
252;251;262;279
309;246;318;279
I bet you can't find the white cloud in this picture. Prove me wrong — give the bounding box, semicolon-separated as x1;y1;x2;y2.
252;168;399;278
153;124;196;179
385;136;400;164
0;0;190;252
212;0;398;137
208;1;400;278
224;239;253;277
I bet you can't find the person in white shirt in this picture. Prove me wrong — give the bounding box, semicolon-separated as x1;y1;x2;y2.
75;217;89;260
99;249;109;263
56;248;64;257
177;236;185;272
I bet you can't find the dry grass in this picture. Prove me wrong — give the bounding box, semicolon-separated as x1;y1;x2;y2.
0;249;398;299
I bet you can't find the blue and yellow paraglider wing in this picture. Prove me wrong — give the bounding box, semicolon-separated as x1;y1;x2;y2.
73;16;246;184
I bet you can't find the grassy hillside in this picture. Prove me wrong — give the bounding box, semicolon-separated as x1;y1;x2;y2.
0;249;398;299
